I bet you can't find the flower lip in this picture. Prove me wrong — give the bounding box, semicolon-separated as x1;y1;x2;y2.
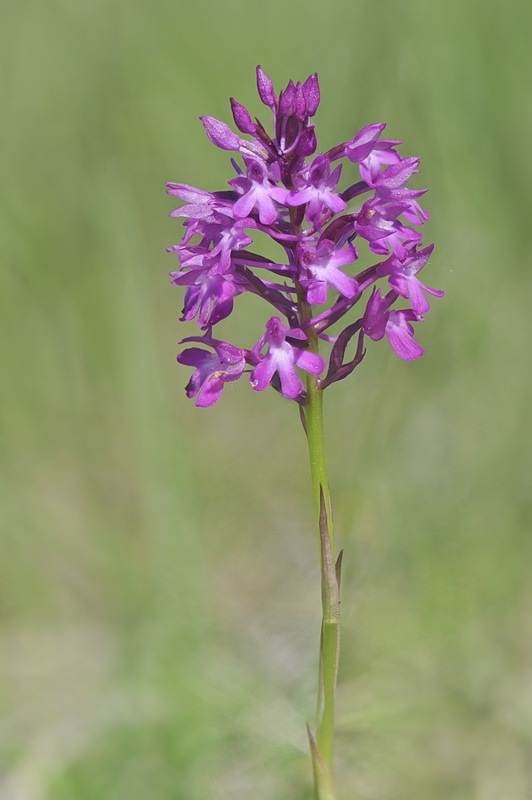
177;337;248;407
250;317;325;399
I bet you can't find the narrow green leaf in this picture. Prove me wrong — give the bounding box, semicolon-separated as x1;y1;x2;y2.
307;724;337;800
319;485;339;623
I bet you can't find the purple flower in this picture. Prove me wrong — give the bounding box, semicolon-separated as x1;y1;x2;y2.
192;214;255;272
230;98;257;135
358;139;402;186
344;123;387;164
287;155;346;223
200;116;268;160
302;73;320;117
177;339;247;407
256;65;277;109
298;239;358;306
229;158;289;225
166;183;233;222
378;244;444;316
272;71;321;154
362;289;424;360
355;197;422;258
372;157;420;191
375;186;430;226
250;317;325;399
168;68;441;404
171;268;243;329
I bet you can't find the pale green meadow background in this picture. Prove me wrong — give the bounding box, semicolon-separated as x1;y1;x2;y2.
1;0;531;797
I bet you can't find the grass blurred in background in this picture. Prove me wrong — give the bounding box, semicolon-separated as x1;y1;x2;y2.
1;0;532;797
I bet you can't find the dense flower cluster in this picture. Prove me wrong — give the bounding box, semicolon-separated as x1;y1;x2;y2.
168;67;442;407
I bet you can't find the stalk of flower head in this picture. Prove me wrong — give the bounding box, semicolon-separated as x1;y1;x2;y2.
167;66;442;797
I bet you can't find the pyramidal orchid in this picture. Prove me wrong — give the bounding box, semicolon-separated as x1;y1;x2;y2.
166;67;442;798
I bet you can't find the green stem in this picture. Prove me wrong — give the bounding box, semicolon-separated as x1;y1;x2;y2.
291;206;340;794
303;324;341;791
305;373;333;549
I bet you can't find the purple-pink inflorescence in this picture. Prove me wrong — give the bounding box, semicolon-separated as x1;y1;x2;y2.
168;67;443;407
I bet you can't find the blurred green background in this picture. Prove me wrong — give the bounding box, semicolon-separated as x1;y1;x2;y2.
1;0;531;797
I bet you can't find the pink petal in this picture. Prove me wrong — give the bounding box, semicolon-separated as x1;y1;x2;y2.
250;358;276;391
276;359;304;399
386;314;424;360
295;350;325;375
